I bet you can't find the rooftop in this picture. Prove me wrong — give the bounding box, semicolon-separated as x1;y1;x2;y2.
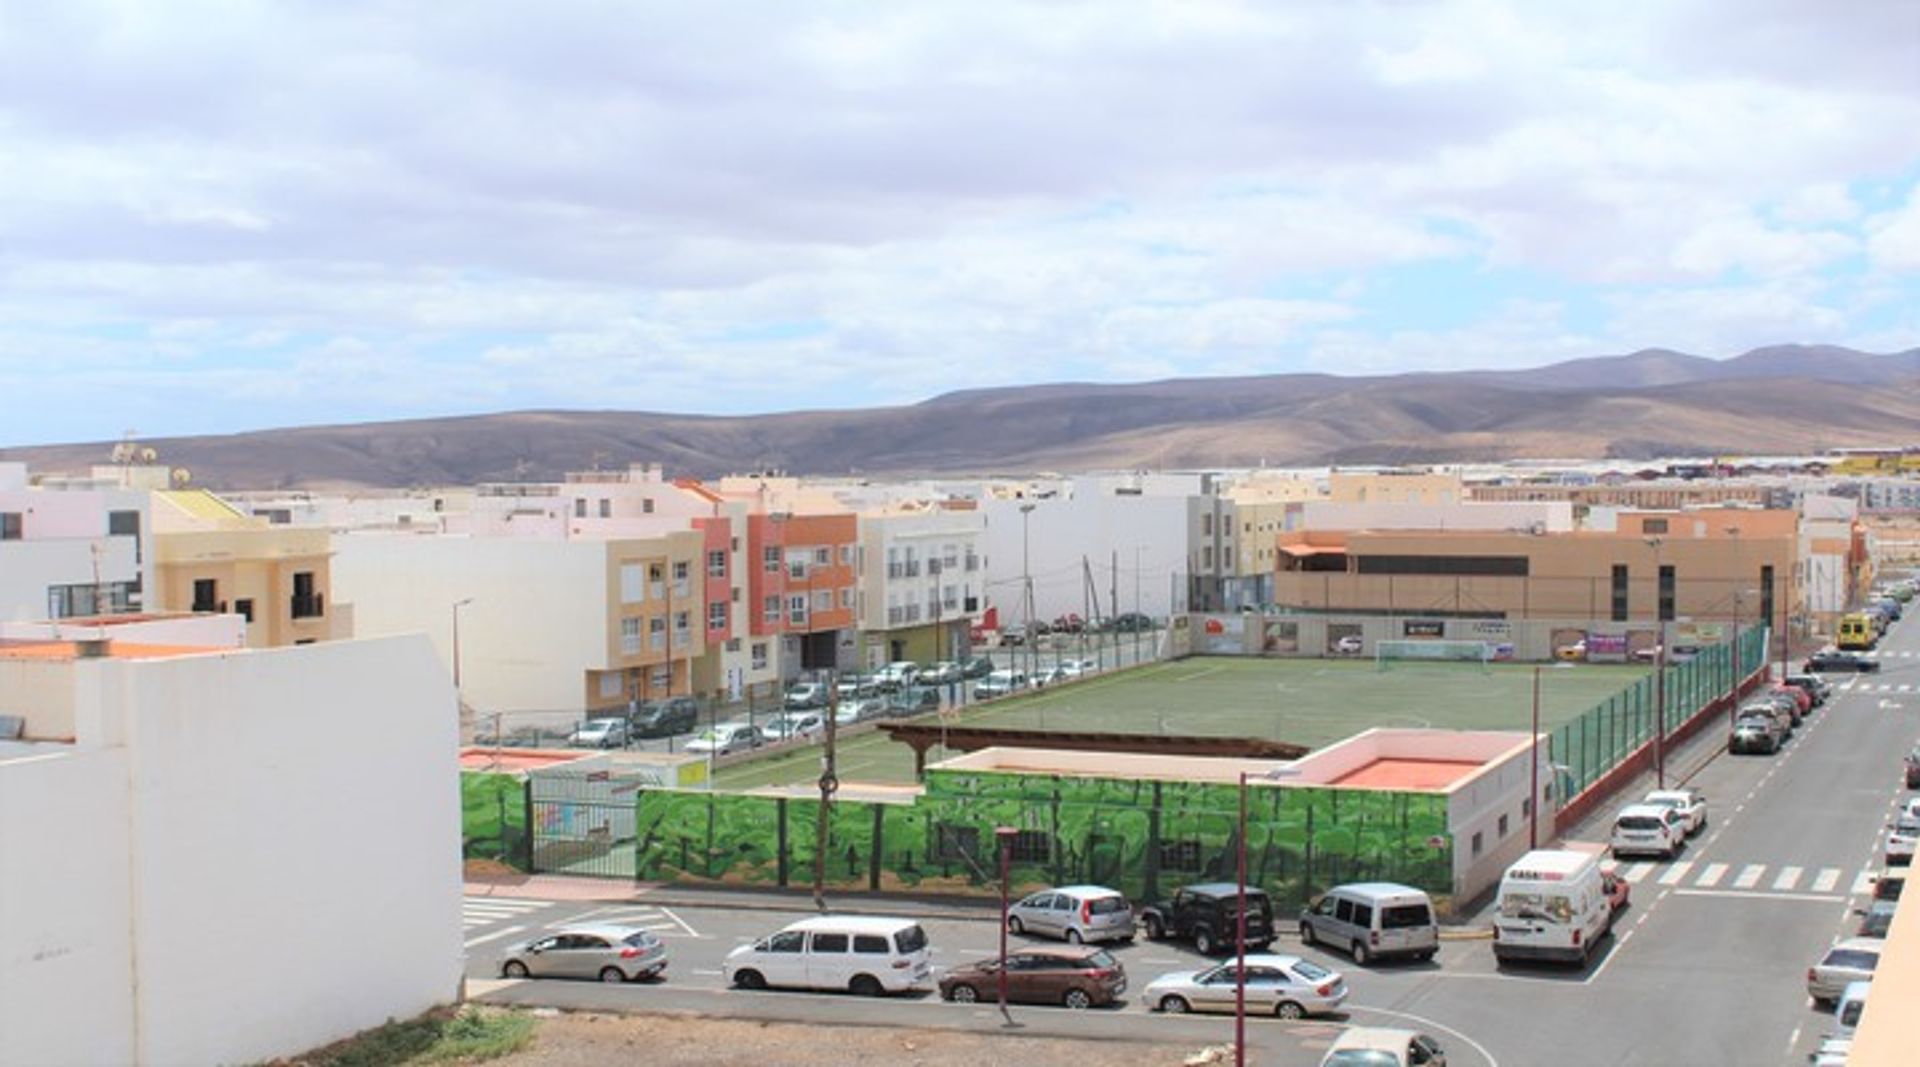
0;640;222;662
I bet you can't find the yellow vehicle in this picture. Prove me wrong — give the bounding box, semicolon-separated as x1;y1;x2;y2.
1837;613;1876;651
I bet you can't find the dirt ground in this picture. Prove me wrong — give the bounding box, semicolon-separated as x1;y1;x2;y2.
488;1010;1219;1067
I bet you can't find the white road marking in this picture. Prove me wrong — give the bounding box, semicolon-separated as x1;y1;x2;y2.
1622;862;1654;884
464;924;528;949
1658;861;1694;886
1773;866;1803;891
658;905;701;938
1852;870;1877;895
1341;1005;1501;1067
1695;863;1729;888
1671;889;1845;903
1733;864;1765;889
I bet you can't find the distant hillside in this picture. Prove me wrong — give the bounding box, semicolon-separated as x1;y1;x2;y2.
4;344;1917;488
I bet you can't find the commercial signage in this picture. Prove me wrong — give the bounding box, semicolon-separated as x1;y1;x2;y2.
1403;619;1446;638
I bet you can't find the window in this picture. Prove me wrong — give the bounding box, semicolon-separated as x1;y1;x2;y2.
707;550;727;578
649;615;666;650
1009;830;1052;864
810;932;849;953
841;544;854;566
621;617;642;654
763;547;781;572
0;512;20;540
1334;899;1354;923
291;571;322;618
673;560;690;597
1497;814;1509;838
725;637;741;652
814;547;831;565
935;824;979;862
839;588;853;609
1611;564;1629;622
1352;904;1374;928
751;642;768;670
764;596;780;624
788;594;808;625
109;508;139;543
766;931;805;953
1159;840;1202;872
1760;564;1775;629
235;598;254;624
708;602;727;630
1658;565;1675;622
597;498;611;518
1642;517;1669;535
599;672;622;698
1357;555;1530;576
642;497;655;514
853;934;889;954
812;590;831;612
1203;513;1214;536
620;563;645;603
574;498;586;518
1471;831;1483;858
192;578;219;613
673;610;690;635
731;586;741;603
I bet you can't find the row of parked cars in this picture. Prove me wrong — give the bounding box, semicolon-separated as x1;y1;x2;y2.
1728;673;1830;755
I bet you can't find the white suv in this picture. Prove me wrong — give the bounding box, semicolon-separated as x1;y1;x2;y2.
1611;803;1685;860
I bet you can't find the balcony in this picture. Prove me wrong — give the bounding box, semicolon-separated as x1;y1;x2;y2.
290;593;324;620
964;555;980;572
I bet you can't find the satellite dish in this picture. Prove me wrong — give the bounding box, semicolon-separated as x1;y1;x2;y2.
171;468;192;487
139;447;158;464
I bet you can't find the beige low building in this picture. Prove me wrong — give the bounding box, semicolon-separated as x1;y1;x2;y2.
152;491;342;647
1273;506;1800;636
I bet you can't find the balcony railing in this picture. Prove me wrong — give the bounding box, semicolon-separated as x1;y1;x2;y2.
290;593;324;619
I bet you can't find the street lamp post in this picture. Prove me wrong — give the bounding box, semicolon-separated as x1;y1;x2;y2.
995;825;1018;1025
1529;666;1542;849
1235;766;1296;1067
1645;536;1666;789
1019;504;1036;682
451;597;474;690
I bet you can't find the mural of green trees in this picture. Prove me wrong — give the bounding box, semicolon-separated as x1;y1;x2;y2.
461;771;530;870
632;770;1454;913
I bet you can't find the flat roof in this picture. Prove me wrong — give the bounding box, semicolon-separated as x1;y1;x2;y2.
0;640;221;662
1327;757;1484;790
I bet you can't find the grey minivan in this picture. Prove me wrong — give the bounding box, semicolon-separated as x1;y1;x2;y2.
1299;882;1439;964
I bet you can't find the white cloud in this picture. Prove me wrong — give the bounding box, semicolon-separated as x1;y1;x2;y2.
0;0;1914;443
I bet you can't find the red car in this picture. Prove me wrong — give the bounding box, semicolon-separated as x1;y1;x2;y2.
1601;866;1630;923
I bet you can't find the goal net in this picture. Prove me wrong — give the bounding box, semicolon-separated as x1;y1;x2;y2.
1376;639;1495;672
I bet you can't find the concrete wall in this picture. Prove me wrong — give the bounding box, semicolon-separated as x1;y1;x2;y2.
979;490;1190;624
0;659;81;738
104;636;462;1066
0;746;135;1067
334;534;608;718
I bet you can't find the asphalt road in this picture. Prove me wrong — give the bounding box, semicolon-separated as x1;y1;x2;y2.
460;619;1918;1066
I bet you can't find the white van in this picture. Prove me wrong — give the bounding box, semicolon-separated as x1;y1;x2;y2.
724;916;932;996
1491;849;1611;965
1298;882;1439;964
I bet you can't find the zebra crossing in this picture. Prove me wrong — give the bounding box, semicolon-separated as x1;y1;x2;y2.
463;896;555;931
1617;860;1882;898
1830;679;1915;693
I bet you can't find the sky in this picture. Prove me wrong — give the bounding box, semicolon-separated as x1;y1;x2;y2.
1;1;1917;447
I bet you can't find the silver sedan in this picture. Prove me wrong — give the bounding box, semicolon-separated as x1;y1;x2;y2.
500;924;668;983
1144;954;1348;1019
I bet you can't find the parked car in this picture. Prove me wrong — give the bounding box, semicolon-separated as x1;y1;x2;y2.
998;627;1027;647
1298;883;1438;964
1008;885;1135;944
937;945;1126;1009
1610;803;1686;860
1805;650;1880;673
1807;938;1882;1008
1768;684;1812;722
568;717;630;749
1104;612;1154;633
1333;634;1365;655
1729;712;1784;755
836;675;881;701
1739;698;1794;738
1869;868;1905;903
1555;640;1588;662
1667;644;1703;663
920;661;962;686
1140;883;1273;956
630;696;700;738
1886;813;1917;866
500;925;667;983
961;656;996;679
885;687;942;716
974;670;1030;700
1806;1035;1853;1067
1601;864;1630;920
1144;954;1348;1019
1052;613;1086;634
835;697;888;725
784;682;829;710
1641;788;1708;836
768;711;825;741
1905;745;1920;789
1319;1027;1448;1067
725;916;931;995
1782;673;1833;706
1856;898;1898;939
684;722;764;756
873;661;920;692
1629;644;1663;663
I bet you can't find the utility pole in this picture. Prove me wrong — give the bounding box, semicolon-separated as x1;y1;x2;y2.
1646;537;1665;789
814;562;838;913
1020;504;1036;682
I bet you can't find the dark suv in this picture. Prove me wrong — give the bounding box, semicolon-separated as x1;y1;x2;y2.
630;696;700;738
1139;883;1273;956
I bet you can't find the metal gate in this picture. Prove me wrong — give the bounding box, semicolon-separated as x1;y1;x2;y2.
529;768;644;878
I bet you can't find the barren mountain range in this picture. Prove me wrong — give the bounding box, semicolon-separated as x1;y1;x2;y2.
5;344;1918;490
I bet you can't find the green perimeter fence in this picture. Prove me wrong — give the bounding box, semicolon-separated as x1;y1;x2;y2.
1550;627;1768;800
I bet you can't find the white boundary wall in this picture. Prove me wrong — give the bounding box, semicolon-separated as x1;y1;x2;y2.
0;635;462;1066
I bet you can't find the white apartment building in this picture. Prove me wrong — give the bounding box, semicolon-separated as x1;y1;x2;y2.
0;462;155;622
0;632;461;1066
855;501;988;667
977;478;1192;625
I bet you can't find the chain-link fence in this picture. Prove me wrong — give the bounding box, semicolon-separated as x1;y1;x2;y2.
1550;627;1769;799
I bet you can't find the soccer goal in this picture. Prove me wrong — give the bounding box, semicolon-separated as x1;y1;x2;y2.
1375;639;1496;673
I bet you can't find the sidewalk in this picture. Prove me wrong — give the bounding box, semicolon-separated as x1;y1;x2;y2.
463;870;1006;922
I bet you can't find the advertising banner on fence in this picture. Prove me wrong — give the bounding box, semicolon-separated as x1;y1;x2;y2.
1403;619;1446;638
1262;619;1299;654
1585;632;1629;662
1198;614;1246;654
